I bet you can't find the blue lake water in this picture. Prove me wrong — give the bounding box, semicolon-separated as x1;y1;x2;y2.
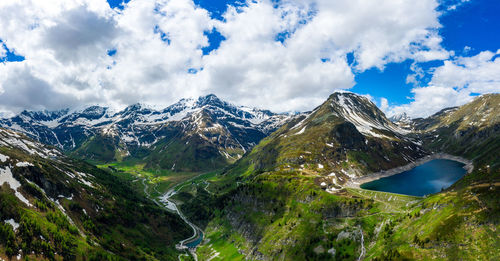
360;159;467;196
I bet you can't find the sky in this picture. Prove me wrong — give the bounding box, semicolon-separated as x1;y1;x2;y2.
0;0;498;118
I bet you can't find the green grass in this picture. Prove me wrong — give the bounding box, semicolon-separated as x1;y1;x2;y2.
97;160;204;195
181;162;499;261
347;188;421;213
197;229;245;261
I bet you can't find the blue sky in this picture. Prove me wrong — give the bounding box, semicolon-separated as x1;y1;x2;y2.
182;0;499;107
0;0;498;116
353;0;500;106
0;40;25;63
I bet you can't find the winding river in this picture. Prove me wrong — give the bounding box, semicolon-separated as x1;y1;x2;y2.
141;179;204;260
159;189;204;250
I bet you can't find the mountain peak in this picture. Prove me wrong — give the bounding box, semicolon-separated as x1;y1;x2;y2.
121;103;155;115
125;103;144;110
320;91;404;138
389;112;411;123
19;108;70;121
200;93;218;99
196;94;224;107
328;91;372;104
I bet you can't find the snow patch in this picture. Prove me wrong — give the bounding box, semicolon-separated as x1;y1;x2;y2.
4;219;19;231
0;154;9;162
0;167;32;206
15;162;33;167
341;169;357;179
294;126;307;135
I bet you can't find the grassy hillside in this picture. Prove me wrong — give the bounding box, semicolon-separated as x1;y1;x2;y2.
174;165;498;260
71;121;239;173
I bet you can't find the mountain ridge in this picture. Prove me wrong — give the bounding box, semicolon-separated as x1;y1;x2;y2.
227;92;427;187
0;94;294;171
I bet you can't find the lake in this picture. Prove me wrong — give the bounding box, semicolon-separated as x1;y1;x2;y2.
360;159;467;196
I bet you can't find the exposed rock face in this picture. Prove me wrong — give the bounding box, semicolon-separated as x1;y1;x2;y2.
331;122;365;149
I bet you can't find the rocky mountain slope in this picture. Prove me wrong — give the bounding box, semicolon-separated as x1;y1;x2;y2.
228;92;427;189
413;93;500;169
0;127;191;260
0;94;292;172
389;112;414;129
1;91;498;260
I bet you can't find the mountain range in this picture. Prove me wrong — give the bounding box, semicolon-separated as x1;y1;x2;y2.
0;94;292;172
227;92;428;189
0;91;498;260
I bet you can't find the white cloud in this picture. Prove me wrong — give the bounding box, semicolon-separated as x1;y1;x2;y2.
379;98;389;112
192;0;449;111
0;63;78;112
41;7;118;63
0;0;452;114
431;50;500;94
387;50;500;118
387;86;473;118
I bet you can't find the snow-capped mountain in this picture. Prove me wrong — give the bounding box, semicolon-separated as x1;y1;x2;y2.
327;92;409;138
233;91;427;187
0;94;293;171
389;112;414;130
288;92;410;141
389;112;411;123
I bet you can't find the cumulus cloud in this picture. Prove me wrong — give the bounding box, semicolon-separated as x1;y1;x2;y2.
387;86;473;118
42;7;118;63
379;98;389;112
387;50;500;118
430;50;500;94
0;63;78;112
0;0;455;114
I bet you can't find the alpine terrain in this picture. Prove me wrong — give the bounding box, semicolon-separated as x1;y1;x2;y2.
0;92;498;261
0;94;292;172
168;92;500;260
1;1;498;260
0;127;191;260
